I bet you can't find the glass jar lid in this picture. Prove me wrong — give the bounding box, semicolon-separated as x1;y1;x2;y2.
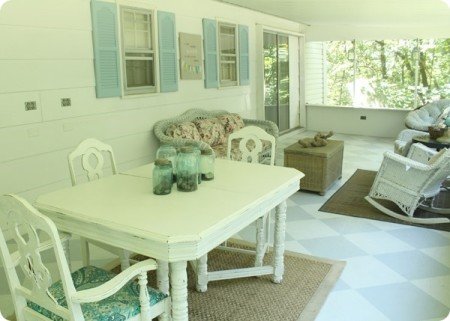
201;149;213;155
180;146;194;153
155;158;172;166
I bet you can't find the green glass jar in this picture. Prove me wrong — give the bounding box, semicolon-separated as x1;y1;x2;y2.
153;158;173;195
200;149;215;181
176;146;198;192
185;143;201;184
156;144;177;179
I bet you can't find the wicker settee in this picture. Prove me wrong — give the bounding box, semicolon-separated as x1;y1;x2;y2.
153;108;279;159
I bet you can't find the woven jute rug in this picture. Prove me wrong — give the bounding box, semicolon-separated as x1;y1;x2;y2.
117;241;345;321
319;169;450;232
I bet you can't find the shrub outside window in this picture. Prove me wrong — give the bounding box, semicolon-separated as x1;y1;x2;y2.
324;39;450;109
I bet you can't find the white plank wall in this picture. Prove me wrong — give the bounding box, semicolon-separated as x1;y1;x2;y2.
305;42;326;104
0;0;303;204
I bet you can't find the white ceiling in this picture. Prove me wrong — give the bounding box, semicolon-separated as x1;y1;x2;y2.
216;0;450;40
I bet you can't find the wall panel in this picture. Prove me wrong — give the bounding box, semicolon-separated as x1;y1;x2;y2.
306;105;408;138
0;0;91;30
0;91;42;127
0;0;303;204
0;60;95;93
0;26;92;60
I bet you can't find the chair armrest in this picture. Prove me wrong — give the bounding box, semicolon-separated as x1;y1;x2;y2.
406;143;437;164
398;129;427;141
71;259;157;303
375;152;436;191
382;151;431;171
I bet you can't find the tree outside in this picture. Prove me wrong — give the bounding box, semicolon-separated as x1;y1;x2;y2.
326;39;450;109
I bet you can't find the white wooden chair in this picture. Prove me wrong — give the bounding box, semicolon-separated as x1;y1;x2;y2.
0;194;170;321
194;126;276;292
68;138;132;270
226;126;276;260
365;148;450;224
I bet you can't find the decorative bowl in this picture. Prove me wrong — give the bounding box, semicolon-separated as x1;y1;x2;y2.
428;126;446;140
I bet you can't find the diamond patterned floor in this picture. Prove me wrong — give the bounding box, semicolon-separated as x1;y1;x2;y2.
1;130;449;320
239;130;450;321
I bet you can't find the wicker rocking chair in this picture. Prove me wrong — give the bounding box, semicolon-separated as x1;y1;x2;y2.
365;148;450;224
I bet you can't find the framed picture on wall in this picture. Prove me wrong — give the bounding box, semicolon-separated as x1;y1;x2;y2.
179;32;203;80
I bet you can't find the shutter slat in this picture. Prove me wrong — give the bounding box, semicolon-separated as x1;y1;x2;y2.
238;25;249;86
158;11;178;92
203;19;218;89
91;0;121;98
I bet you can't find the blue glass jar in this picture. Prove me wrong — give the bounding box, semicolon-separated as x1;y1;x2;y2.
176;146;198;192
153;158;173;195
156;144;177;180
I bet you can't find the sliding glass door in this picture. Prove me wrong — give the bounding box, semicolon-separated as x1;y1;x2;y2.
264;32;290;132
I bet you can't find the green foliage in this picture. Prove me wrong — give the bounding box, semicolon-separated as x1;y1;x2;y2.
326;39;450;109
264;34;289;108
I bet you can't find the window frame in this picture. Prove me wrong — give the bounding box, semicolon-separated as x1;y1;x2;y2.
217;21;239;87
120;6;158;96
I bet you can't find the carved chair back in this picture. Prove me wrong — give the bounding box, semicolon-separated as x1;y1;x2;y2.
0;194;82;321
227;126;276;166
68;139;131;269
68;138;118;186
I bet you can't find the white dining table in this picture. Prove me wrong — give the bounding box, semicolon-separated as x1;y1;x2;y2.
35;158;303;321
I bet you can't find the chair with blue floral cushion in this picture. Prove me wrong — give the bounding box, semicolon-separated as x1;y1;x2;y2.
0;194;170;321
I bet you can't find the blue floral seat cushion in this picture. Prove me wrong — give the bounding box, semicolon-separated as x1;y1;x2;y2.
27;265;167;321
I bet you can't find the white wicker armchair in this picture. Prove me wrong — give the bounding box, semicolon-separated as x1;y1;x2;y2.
365;149;450;224
394;129;428;156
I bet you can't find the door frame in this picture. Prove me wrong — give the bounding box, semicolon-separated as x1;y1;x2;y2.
255;24;306;130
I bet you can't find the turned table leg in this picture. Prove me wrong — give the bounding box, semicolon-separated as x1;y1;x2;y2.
170;261;188;321
272;200;287;284
196;254;208;292
157;260;170;295
157;260;170;321
254;216;265;267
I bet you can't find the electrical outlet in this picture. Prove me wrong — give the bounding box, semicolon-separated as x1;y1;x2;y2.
360;115;367;120
25;101;37;111
61;98;71;107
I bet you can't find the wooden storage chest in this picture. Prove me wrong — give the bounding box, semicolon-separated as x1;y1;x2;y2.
284;140;344;195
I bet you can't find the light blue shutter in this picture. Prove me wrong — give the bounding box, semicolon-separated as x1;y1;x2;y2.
158;11;178;92
203;19;218;89
91;0;121;98
238;25;250;86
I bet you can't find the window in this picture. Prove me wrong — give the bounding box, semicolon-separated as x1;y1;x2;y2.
91;2;177;98
121;7;156;95
306;38;450;109
202;19;249;89
218;22;238;86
